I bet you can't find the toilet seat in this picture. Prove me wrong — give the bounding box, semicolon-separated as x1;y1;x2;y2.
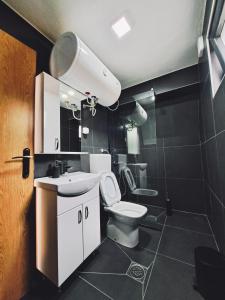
100;172;147;220
122;167;158;197
105;201;147;218
122;167;136;192
100;172;121;206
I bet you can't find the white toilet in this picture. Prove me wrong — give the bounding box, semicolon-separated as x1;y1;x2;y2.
89;154;147;248
100;172;147;248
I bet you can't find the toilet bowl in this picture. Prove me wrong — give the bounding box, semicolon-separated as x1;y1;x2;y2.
122;166;158;197
100;172;147;248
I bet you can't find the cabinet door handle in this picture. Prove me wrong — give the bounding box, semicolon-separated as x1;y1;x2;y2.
55;138;59;150
78;210;82;224
85;206;89;219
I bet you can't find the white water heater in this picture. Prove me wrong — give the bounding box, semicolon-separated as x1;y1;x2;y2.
50;32;121;107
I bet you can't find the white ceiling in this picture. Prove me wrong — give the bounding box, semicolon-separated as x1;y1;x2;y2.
3;0;206;89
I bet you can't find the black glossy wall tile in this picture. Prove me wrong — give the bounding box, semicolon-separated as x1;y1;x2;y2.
69;129;81;152
120;65;199;105
34;154;81;178
80;105;109;154
213;77;225;134
216;131;225;206
81;107;94;149
199;14;225;254
61;126;70;151
201;144;208;181
201;76;215;141
109;67;203;214
165;146;202;179
60;107;81;152
156;97;200;146
141;146;165;179
108;110;126;150
147;178;167;207
199;48;210;87
92;108;108;148
209;192;225;254
166;178;204;213
203;184;212;218
205;137;221;196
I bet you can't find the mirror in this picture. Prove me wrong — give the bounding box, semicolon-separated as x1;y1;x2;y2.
35;72;87;154
59;82;85;152
120;89;156;154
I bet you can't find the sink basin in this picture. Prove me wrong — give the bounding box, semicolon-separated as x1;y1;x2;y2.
127;163;148;170
34;172;100;196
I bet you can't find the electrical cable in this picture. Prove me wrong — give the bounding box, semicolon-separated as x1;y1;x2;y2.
72;106;81;120
107;99;120;111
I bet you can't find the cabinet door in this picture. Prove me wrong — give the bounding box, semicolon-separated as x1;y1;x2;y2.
83;197;101;259
43;73;60;153
57;205;83;286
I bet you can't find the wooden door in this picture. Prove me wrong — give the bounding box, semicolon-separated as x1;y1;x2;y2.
83;197;101;259
0;30;36;300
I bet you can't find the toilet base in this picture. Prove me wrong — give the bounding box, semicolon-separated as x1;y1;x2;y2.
106;217;139;248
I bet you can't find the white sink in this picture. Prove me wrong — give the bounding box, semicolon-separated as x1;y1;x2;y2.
34;172;100;196
127;163;148;170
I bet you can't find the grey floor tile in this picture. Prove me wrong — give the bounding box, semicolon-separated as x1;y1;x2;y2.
119;243;155;268
81;273;142;300
143;264;153;297
166;211;211;234
139;226;162;252
59;276;110;300
140;206;166;229
23;275;109;300
158;226;217;265
144;255;203;300
78;238;130;274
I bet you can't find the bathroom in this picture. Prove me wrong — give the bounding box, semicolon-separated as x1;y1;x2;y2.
1;0;225;299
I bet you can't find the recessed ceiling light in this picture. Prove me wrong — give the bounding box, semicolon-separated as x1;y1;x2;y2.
68;90;75;96
61;93;68;99
112;16;131;38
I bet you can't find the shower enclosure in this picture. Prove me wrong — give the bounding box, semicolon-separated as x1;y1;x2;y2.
109;88;165;211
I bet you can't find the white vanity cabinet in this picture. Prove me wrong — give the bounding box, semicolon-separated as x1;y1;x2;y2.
83;196;101;259
35;182;101;287
35;72;60;153
57;205;84;285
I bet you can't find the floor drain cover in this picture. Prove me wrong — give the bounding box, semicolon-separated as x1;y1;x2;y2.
130;265;145;278
127;262;147;283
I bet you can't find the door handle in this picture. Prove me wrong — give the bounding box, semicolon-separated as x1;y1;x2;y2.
11;148;32;179
11;155;33;159
78;210;82;224
55;138;59;150
85;206;89;219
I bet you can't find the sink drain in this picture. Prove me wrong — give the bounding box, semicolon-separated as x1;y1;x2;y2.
127;263;147;283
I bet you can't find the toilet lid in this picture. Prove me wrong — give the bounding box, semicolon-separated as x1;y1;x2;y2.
122;167;136;192
100;172;121;206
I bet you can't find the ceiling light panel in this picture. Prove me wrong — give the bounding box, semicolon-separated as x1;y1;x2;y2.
112;16;131;38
